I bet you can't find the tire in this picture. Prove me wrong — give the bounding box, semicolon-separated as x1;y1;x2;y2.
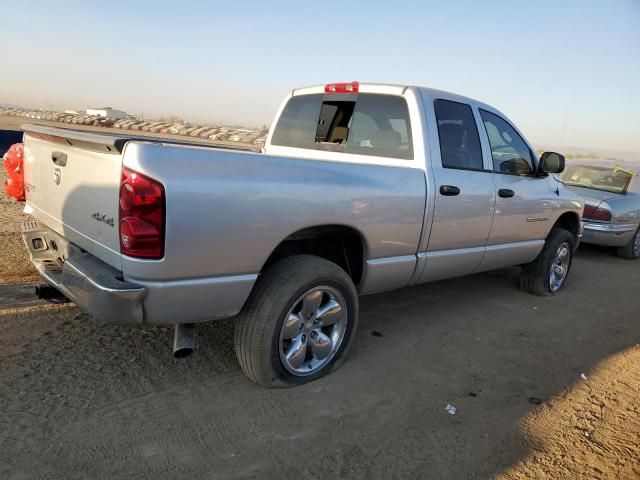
520;228;576;296
616;227;640;260
234;255;359;387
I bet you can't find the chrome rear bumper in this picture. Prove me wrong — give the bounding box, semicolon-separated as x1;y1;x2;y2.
22;221;146;325
582;221;638;247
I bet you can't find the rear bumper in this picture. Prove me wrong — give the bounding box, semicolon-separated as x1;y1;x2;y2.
22;220;145;325
43;252;146;325
22;220;257;326
582;221;638;247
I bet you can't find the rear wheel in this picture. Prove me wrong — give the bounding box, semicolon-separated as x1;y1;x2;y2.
616;227;640;260
520;228;576;296
234;255;358;387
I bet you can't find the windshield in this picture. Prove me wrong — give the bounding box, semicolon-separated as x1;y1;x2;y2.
561;164;634;194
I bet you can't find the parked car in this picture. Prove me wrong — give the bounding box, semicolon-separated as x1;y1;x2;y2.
562;160;640;258
16;82;583;387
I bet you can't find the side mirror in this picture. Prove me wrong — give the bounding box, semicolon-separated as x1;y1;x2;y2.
539;151;565;174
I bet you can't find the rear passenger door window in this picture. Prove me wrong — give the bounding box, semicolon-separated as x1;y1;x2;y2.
479;110;534;176
434;99;484;171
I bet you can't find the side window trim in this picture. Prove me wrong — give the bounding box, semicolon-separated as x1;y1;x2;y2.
470;103;495;172
478;108;537;177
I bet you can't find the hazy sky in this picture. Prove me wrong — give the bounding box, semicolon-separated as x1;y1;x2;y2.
1;0;639;156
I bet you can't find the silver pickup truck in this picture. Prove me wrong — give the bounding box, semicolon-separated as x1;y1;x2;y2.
19;82;583;386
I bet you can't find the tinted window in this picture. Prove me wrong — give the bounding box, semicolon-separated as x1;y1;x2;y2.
434;100;483;170
271;93;413;160
271;94;323;149
345;94;413;160
480;110;534;175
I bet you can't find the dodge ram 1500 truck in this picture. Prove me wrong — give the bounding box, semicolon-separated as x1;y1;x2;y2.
17;82;584;387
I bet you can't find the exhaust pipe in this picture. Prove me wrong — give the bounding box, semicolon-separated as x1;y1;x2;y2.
173;323;195;358
35;284;69;304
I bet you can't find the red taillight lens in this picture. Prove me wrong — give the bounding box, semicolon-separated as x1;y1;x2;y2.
3;142;26;202
324;82;359;93
583;204;612;222
119;167;165;259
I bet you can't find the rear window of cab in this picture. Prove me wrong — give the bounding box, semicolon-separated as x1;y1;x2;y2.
271;93;413;160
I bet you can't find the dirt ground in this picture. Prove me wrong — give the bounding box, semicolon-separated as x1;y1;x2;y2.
0;166;639;479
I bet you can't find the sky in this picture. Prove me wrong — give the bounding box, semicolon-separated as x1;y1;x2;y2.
1;0;639;157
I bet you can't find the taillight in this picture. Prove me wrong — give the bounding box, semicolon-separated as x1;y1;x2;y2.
3;142;26;202
119;167;165;259
325;82;359;93
583;204;612;222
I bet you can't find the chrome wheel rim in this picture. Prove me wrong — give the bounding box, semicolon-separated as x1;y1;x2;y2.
633;230;640;257
279;286;347;376
549;242;571;293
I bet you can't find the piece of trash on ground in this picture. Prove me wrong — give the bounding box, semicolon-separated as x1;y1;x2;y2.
580;373;588;380
528;397;542;405
444;404;457;415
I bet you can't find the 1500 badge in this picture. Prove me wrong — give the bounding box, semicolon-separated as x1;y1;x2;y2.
92;212;115;227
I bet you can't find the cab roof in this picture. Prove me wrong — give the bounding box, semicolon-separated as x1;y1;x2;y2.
292;82;503;116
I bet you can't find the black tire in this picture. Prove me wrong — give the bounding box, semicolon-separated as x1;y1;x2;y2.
234;255;358;387
616;227;640;260
520;228;576;296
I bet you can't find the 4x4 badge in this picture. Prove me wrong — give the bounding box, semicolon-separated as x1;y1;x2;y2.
92;212;115;227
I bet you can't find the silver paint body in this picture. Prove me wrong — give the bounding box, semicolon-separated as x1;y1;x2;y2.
565;161;640;247
20;84;583;326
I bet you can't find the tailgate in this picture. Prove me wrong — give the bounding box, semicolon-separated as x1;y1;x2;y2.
22;125;124;270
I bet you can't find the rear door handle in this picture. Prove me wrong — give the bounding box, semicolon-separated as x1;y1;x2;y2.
439;185;460;196
51;151;67;167
498;189;515;198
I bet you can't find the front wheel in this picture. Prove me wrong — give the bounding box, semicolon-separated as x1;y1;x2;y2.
234;255;358;387
520;228;576;296
616;227;640;260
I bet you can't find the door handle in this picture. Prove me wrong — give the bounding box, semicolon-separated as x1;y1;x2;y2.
439;185;460;196
498;189;515;198
51;151;67;167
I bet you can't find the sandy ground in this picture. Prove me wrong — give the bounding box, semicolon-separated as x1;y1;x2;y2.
0;167;639;479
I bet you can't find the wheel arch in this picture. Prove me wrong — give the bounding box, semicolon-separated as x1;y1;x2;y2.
551;211;581;244
259;224;368;286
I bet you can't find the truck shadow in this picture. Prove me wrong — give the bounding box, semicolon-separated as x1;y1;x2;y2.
1;242;638;479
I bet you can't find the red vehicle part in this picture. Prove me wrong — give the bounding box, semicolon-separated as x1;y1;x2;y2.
3;143;25;202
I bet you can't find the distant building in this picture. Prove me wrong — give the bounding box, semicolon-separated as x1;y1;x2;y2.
86;107;127;119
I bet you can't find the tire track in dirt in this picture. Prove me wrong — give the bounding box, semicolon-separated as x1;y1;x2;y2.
499;345;640;480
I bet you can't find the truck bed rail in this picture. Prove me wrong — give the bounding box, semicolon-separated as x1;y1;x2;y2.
21;123;260;154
